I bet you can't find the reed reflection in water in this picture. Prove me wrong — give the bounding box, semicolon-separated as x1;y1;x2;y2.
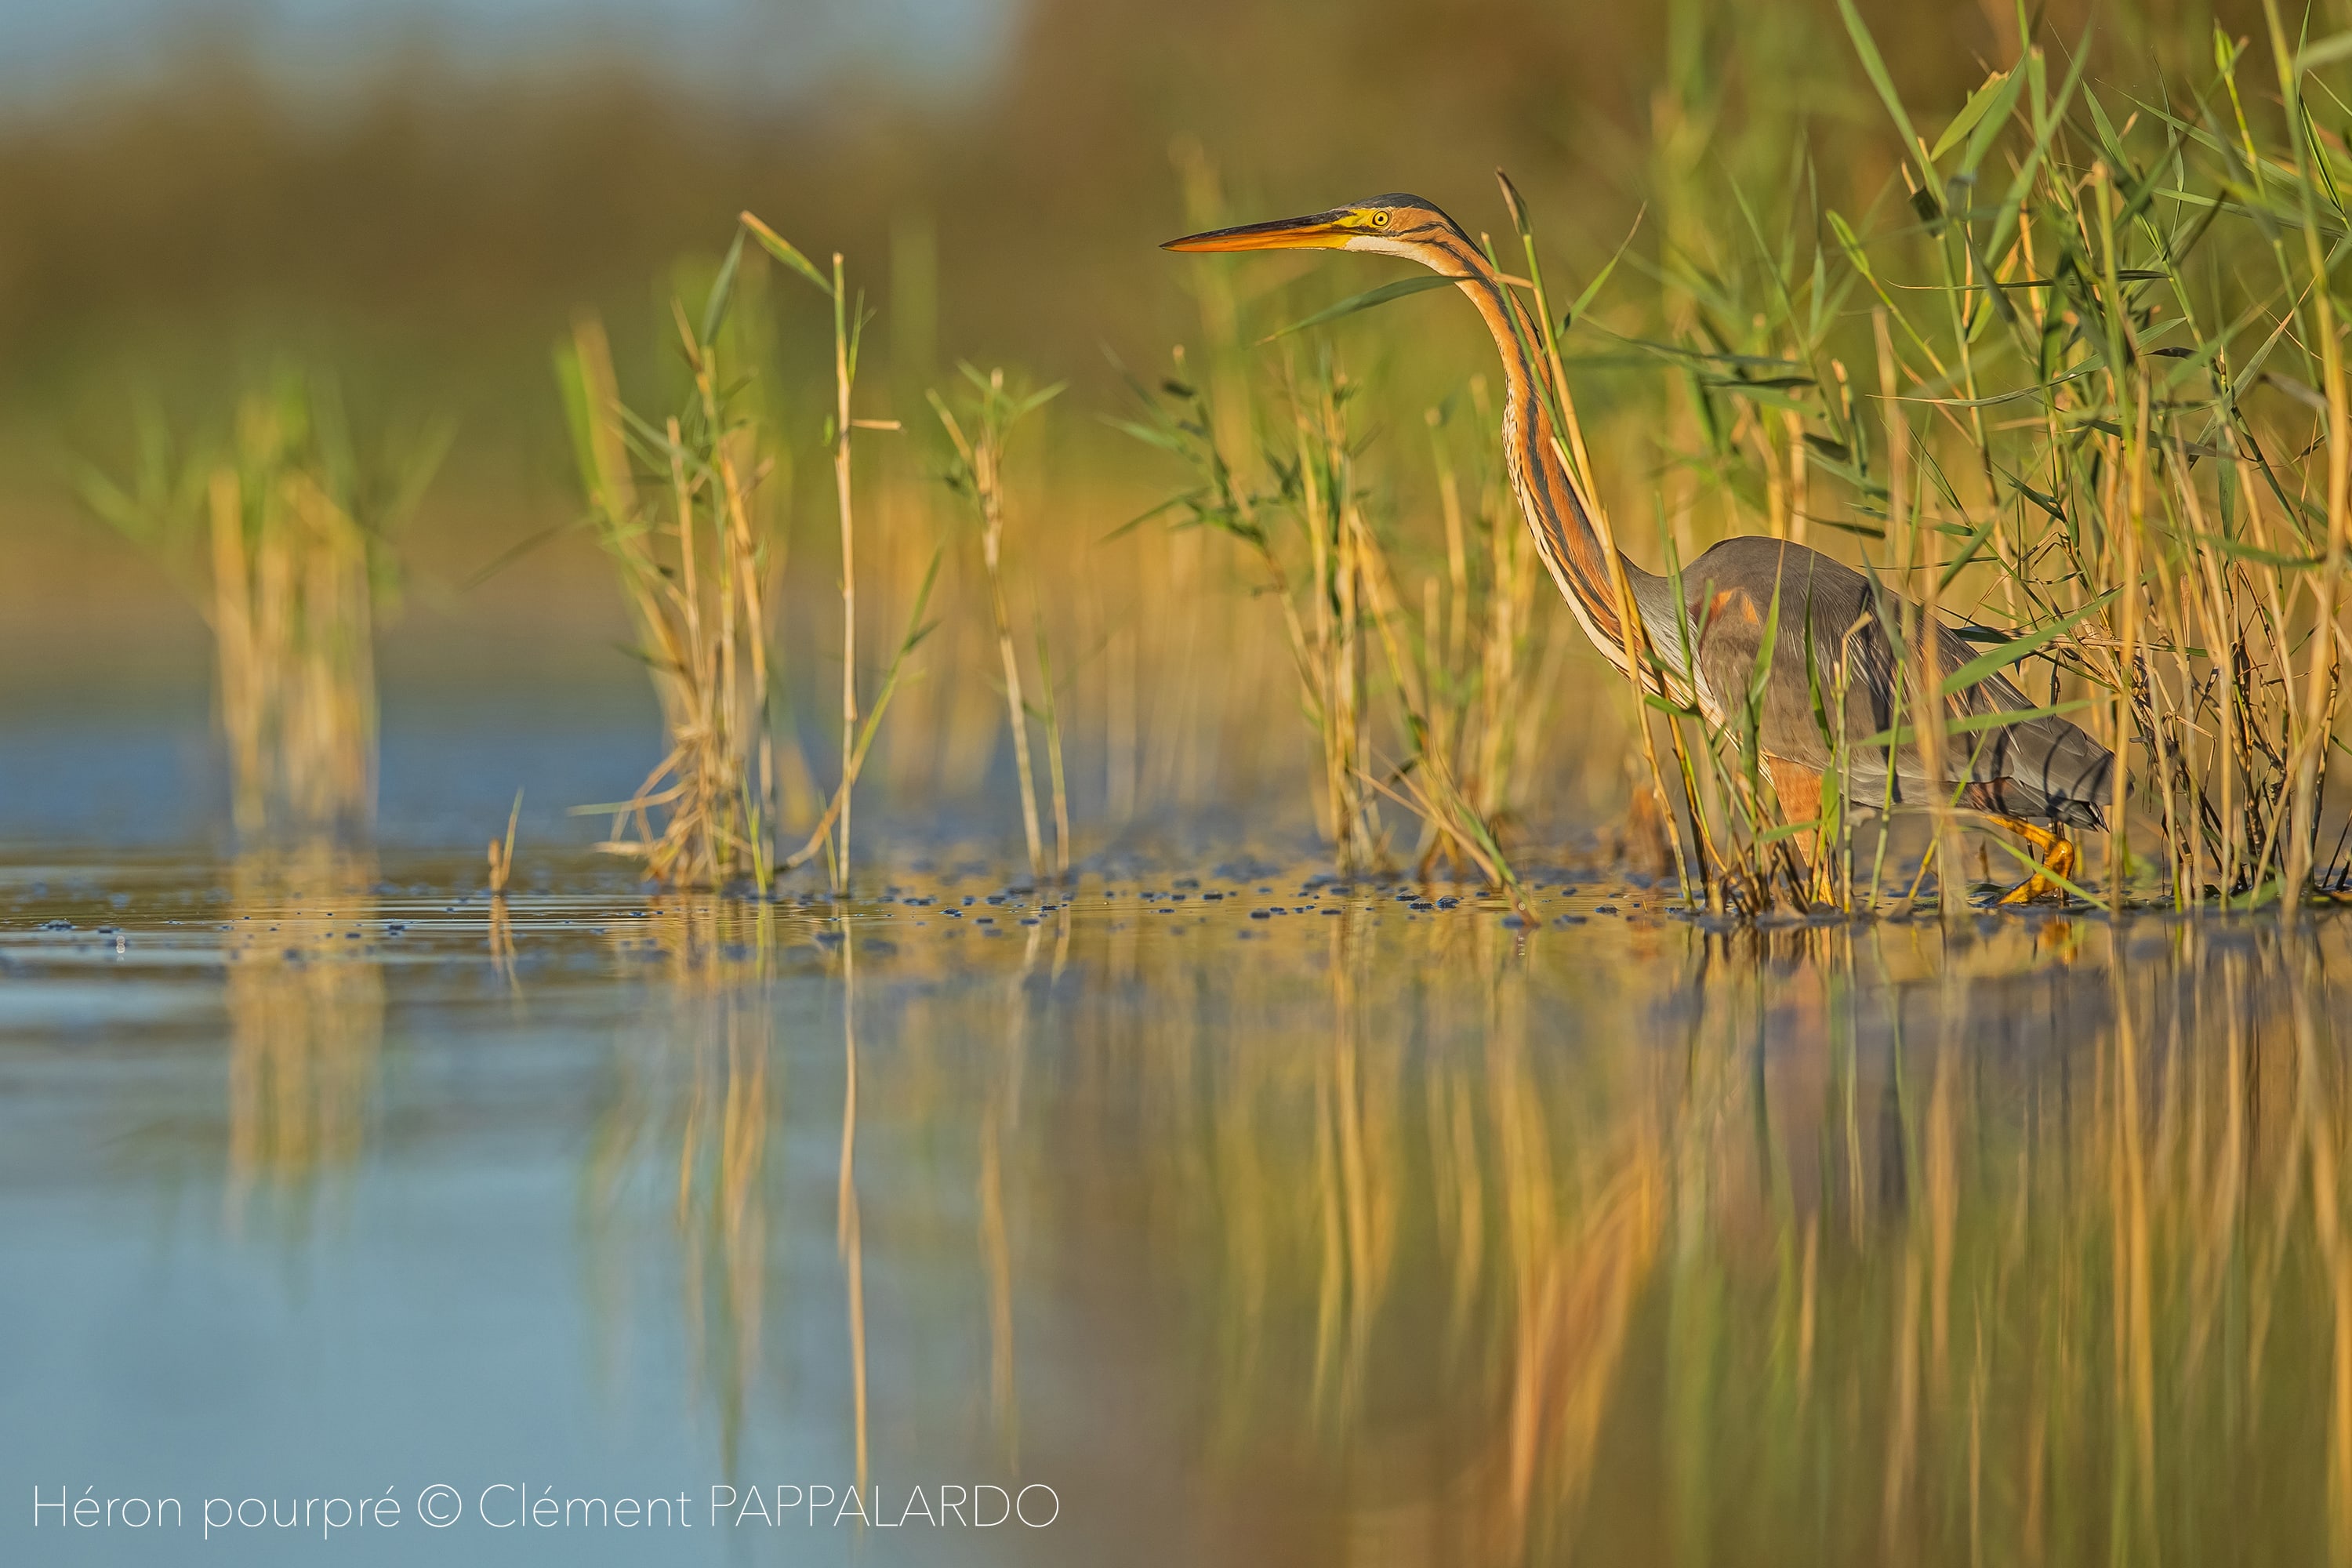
221;846;384;1232
571;895;2350;1566
583;892;783;1470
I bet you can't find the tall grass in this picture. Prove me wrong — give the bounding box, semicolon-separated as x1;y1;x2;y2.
78;8;2348;912
1559;4;2352;913
1120;344;1377;869
1094;10;2352;913
739;213;941;896
558;288;784;891
930;365;1069;881
1839;4;2352;913
1127;9;2352;912
1122;301;1559;887
82;372;445;839
561;220;936;893
1410;387;1559;872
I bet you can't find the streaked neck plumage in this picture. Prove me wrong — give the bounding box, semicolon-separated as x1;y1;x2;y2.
1384;220;1664;673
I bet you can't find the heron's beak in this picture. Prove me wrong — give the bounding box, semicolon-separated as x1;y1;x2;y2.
1162;209;1354;252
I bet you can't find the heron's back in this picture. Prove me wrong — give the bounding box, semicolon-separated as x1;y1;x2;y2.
1640;536;2113;828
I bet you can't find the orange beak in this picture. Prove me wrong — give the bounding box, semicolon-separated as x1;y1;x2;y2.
1162;208;1355;252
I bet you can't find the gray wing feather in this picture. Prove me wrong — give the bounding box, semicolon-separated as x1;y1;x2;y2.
1641;536;2113;828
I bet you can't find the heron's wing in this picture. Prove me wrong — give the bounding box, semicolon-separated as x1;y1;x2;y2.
1667;550;1878;778
1662;548;2111;826
1930;621;2114;826
1835;612;2111;824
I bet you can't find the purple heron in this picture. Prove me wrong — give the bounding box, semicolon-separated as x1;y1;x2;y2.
1165;192;2113;904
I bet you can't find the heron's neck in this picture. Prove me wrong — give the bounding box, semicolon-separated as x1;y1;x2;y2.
1425;233;1658;659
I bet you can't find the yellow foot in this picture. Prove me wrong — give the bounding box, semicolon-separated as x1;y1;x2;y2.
1994;828;2074;905
1996;873;2049;906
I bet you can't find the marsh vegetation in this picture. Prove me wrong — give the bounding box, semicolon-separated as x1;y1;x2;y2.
11;4;2352;1567
79;2;2352;920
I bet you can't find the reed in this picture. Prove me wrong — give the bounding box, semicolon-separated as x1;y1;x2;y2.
1121;342;1385;868
739;212;939;895
1588;5;2352;912
1835;13;2341;912
557;283;782;892
1032;611;1073;880
485;787;524;987
1421;388;1554;854
1119;8;2352;913
929;364;1068;880
82;372;444;840
485;788;521;895
1123;337;1552;885
563;219;937;893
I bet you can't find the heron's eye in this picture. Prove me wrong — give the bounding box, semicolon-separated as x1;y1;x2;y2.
1369;211;1392;228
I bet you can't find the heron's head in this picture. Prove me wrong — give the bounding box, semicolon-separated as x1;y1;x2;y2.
1162;194;1464;264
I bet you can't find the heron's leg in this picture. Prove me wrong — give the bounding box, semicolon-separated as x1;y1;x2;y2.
1764;757;1830;901
1986;814;2074;904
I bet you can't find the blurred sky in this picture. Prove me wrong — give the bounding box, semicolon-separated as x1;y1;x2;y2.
0;0;1011;107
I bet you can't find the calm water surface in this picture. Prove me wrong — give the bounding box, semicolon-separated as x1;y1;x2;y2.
3;847;2350;1566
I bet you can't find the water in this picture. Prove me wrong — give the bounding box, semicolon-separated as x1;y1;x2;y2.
4;847;2350;1566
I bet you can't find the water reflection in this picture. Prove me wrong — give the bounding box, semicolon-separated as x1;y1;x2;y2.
583;893;780;1468
807;902;2352;1566
840;918;868;1493
221;845;383;1232
41;860;2348;1565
